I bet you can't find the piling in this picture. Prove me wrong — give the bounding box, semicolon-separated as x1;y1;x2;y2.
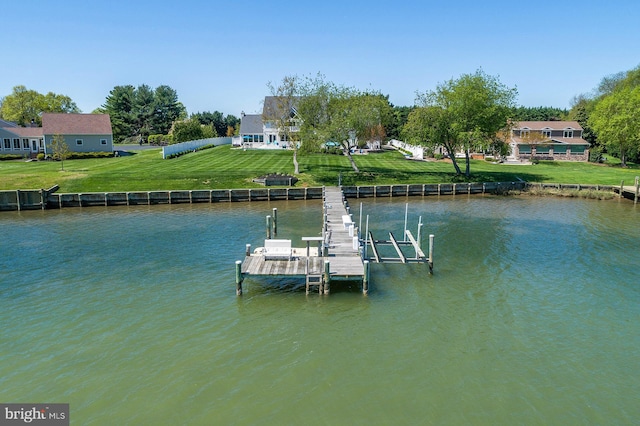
245;244;251;256
635;176;639;205
266;215;272;239
428;234;435;274
235;260;243;295
363;260;370;295
323;260;331;295
272;208;278;236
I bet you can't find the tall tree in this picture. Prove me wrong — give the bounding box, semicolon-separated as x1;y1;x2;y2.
589;86;640;167
134;84;155;137
403;69;517;177
265;75;302;174
152;85;186;135
102;85;136;143
0;85;80;126
297;75;392;172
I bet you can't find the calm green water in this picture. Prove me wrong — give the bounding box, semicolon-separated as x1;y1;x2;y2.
1;196;639;425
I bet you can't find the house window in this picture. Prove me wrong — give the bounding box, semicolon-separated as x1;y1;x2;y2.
100;139;107;145
554;145;567;154
537;145;550;154
13;138;20;149
519;145;531;154
3;139;10;149
76;139;83;146
563;129;573;138
542;129;552;137
571;146;585;154
520;129;530;138
22;139;29;149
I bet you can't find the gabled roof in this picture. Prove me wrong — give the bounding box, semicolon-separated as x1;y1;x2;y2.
263;96;300;120
0;119;18;128
3;127;43;138
42;113;112;135
239;114;263;134
514;121;582;130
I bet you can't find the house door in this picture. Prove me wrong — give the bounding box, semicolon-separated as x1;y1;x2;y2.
31;140;39;154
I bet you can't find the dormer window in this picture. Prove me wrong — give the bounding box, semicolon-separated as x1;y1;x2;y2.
521;128;530;138
563;129;574;138
542;129;552;138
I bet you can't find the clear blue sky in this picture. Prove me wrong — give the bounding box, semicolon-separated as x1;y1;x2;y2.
2;0;639;117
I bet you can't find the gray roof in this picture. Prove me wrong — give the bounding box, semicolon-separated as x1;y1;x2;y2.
239;114;263;134
0;119;18;128
263;96;300;120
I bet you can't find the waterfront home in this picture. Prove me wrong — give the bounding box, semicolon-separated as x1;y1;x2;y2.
510;121;589;162
235;96;301;149
0;113;113;157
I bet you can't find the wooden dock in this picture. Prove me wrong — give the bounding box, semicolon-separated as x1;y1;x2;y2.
239;187;366;295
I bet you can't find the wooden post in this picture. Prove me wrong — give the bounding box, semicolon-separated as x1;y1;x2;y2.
363;260;370;295
272;208;278;236
428;234;435;274
245;244;251;256
266;215;272;239
620;180;624;198
15;190;21;211
323;260;331;294
235;260;243;296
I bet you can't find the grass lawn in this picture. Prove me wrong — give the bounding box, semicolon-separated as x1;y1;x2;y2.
0;145;638;192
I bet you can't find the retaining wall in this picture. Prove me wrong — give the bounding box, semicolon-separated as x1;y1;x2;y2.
0;182;622;212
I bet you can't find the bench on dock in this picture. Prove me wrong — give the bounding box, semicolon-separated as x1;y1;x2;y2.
263;239;292;260
342;214;353;229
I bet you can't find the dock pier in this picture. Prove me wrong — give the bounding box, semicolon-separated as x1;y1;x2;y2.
237;187;434;295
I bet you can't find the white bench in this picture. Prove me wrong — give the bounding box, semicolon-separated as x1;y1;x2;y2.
342;214;353;229
263;239;292;260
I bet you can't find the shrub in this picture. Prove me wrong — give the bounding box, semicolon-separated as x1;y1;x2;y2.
0;154;23;161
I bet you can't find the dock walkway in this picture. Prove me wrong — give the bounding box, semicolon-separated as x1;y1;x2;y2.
239;187;365;294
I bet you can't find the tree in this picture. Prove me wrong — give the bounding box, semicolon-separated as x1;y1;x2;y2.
102;85;136;143
589;86;640;167
134;84;155;137
0;85;80;126
151;85;186;135
512;106;568;121
102;84;187;143
172;119;206;143
50;134;70;171
403;69;517;177
265;75;302;173
296;75;392;172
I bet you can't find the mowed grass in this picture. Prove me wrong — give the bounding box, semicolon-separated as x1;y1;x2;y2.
0;145;638;192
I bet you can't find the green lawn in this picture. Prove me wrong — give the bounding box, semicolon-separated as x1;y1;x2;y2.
0;145;638;192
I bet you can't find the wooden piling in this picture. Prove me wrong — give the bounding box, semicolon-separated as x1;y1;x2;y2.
235;260;243;295
323;260;331;294
428;234;435;274
363;260;370;295
245;244;251;256
272;208;278;236
266;215;272;239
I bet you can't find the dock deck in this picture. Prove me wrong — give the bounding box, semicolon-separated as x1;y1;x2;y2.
239;187;365;294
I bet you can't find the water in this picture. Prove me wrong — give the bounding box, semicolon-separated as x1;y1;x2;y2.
1;197;639;425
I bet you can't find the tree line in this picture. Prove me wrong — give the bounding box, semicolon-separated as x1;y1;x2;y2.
567;65;640;166
3;64;638;171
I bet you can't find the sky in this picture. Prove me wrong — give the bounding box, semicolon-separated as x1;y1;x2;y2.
2;0;639;117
